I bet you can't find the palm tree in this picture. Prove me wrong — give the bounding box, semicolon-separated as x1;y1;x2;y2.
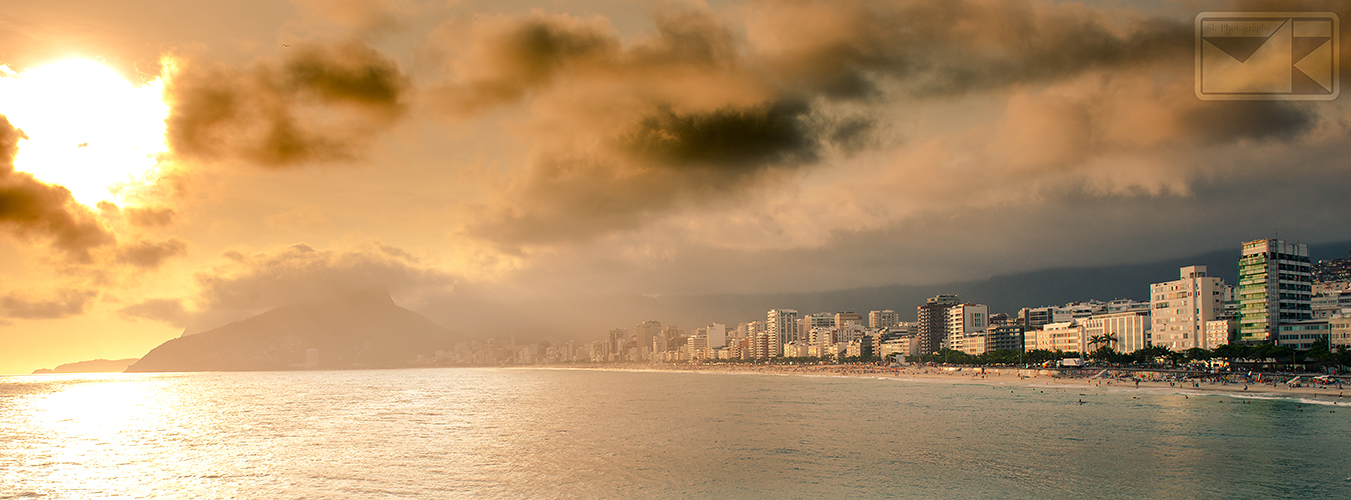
1102;332;1119;351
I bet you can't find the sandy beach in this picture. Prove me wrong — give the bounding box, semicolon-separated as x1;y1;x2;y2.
542;363;1351;405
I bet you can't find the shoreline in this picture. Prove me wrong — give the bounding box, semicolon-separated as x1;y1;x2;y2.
533;363;1351;404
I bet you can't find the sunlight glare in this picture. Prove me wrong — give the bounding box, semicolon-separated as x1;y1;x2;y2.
0;59;170;206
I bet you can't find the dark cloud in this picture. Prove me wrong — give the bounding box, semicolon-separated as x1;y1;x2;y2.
166;40;409;167
116;238;188;269
464;97;824;247
431;6;750;113
0;289;97;319
749;0;1192;100
442;1;1333;255
1183;102;1317;145
0;116;115;262
829;117;876;153
625;99;818;169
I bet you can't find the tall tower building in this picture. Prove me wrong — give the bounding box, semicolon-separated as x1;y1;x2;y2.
635;321;663;354
767;309;799;357
1150;265;1229;350
608;329;627;357
1238;239;1312;343
916;294;960;355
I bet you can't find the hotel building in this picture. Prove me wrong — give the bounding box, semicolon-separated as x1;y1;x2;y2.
1238;239;1312;342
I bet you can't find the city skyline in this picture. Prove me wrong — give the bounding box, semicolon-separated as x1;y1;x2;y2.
4;0;1351;374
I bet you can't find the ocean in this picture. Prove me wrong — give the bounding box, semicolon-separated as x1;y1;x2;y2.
1;368;1348;499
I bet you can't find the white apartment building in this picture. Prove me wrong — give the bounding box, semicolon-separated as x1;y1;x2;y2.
947;331;987;356
1151;265;1230;351
1205;319;1236;349
1330;312;1351;349
1081;311;1150;353
948;304;989;336
783;341;810;358
705;323;726;349
1026;322;1087;354
869;310;900;329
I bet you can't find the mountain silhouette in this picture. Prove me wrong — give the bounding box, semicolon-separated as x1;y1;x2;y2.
127;287;463;372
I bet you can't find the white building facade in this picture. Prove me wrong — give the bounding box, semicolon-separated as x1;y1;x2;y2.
1150;265;1230;351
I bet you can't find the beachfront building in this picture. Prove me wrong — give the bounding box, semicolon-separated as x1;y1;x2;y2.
877;334;917;360
767;309;799;357
1205;319;1236;348
1150;266;1231;351
916;295;989;355
1081;311;1150;353
1238;238;1313;343
1026;322;1087;354
947;331;986;355
917;295;960;355
1277;319;1329;349
846;336;873;358
1331;313;1351;349
948;303;989;337
783;341;810;358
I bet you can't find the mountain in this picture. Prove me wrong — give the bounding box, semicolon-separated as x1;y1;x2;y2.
31;358;139;374
126;288;463;372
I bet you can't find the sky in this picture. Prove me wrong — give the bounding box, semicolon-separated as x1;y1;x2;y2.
1;0;1350;373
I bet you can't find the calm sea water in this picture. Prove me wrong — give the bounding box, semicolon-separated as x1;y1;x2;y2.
1;368;1348;499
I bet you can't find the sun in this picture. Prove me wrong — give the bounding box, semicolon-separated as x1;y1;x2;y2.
0;59;170;207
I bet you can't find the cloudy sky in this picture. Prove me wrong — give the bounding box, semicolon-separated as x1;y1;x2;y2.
2;0;1349;373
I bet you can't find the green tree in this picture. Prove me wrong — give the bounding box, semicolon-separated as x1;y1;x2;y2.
1185;347;1212;362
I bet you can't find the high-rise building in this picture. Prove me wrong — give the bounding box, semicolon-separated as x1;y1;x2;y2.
635;321;662;354
804;313;835;334
869;310;900;329
1238;239;1312;342
916;294;960;355
947;304;988;336
767;309;799;357
608;329;627;357
1150;266;1230;351
706;323;726;349
834;312;864;329
662;325;684;353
